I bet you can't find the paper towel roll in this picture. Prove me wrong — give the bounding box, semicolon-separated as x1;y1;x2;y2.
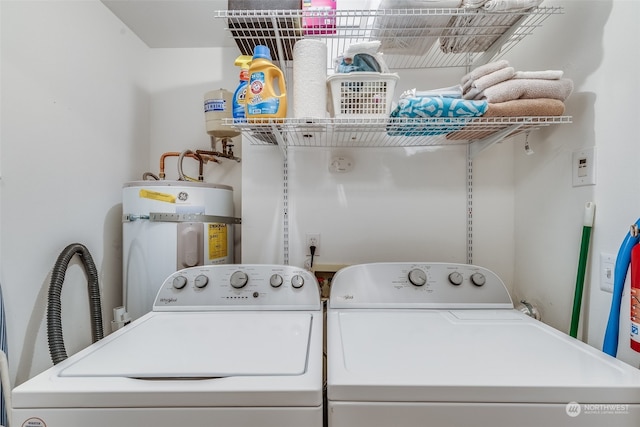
293;39;328;120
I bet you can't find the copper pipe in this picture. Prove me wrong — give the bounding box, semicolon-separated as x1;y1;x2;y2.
159;151;204;180
178;150;205;182
198;138;241;163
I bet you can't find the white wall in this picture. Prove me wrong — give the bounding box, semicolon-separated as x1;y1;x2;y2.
587;0;640;367
508;0;640;368
1;0;150;384
508;0;603;332
242;69;517;292
146;47;243;262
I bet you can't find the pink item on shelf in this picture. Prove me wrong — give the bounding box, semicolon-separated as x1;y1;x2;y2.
302;0;337;35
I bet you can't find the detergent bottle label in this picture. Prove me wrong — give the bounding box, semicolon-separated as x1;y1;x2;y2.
247;70;283;116
232;83;247;120
247;98;280;115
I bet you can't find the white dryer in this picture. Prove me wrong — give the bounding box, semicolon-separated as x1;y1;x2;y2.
13;264;323;427
327;262;640;427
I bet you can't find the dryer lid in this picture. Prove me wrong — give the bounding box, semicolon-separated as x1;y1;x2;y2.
60;311;313;378
328;309;640;403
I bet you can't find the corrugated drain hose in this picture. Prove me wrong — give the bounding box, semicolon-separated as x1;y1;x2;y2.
47;243;104;365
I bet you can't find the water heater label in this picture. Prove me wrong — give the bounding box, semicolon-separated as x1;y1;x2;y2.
139;189;176;203
204;99;227;112
208;223;228;261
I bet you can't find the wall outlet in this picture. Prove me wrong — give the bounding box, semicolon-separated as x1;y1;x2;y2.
572;148;596;187
306;233;320;256
600;252;615;293
329;156;354;173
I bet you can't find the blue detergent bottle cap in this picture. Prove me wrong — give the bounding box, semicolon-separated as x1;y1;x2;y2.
253;45;272;60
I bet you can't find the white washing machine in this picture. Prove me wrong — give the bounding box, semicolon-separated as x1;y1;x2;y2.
327;262;640;427
12;265;323;427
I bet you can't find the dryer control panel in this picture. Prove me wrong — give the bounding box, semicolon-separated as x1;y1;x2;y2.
329;262;513;309
153;264;321;311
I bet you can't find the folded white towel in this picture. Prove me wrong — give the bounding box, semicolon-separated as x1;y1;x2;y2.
481;78;574;103
463;87;484;100
461;60;510;85
472;66;516;91
513;70;564;80
482;0;543;12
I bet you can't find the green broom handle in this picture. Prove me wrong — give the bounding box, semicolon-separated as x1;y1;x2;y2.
570;202;595;338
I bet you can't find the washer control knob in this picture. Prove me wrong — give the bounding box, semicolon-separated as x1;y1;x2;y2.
270;274;284;288
408;269;427;286
448;271;463;286
172;275;187;290
194;274;209;289
230;271;249;289
291;274;305;289
471;272;486;287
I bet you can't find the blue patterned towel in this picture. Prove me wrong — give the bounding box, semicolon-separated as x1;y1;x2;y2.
388;97;488;136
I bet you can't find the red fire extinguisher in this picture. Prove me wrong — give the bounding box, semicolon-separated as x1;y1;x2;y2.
631;243;640;352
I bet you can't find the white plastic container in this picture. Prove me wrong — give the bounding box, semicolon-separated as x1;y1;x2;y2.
327;72;399;119
122;181;238;321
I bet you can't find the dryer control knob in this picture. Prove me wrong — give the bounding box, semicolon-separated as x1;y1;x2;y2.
448;271;463;286
408;269;427;286
291;274;305;289
172;275;187;290
270;274;284;288
194;274;209;289
230;271;249;289
471;272;486;287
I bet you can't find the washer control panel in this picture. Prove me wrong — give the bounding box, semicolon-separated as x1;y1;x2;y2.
329;262;513;309
153;264;321;311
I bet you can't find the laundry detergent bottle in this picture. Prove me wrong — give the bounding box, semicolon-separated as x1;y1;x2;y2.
246;45;287;121
232;55;252;122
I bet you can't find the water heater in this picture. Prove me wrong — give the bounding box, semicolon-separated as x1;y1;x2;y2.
122;181;239;321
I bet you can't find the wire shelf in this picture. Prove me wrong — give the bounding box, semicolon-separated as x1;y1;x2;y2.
218;7;569;156
216;7;563;69
226;116;572;152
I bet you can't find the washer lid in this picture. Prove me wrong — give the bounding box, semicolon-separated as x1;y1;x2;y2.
61;311;312;378
328;309;640;403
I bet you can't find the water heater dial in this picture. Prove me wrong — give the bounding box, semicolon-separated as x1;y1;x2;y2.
471;272;486;286
408;268;427;286
172;276;187;290
291;274;305;289
230;271;249;289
